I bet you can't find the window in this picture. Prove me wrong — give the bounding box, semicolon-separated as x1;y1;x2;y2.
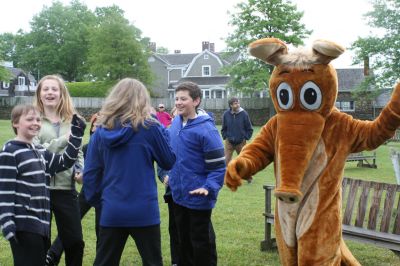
202;65;211;76
335;101;355;111
204;54;209;59
18;76;25;85
204;90;210;99
215;90;223;98
2;82;10;89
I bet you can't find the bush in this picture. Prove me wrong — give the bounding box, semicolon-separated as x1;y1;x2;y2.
66;81;117;97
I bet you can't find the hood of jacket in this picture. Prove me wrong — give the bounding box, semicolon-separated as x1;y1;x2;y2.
97;124;136;148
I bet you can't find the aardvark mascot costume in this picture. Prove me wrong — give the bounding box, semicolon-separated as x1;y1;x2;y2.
225;37;400;265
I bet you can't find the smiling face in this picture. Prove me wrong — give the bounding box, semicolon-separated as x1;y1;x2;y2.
13;109;42;143
39;79;61;110
175;90;200;121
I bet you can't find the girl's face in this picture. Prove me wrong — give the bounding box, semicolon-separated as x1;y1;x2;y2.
175;90;200;121
13;110;42;143
40;79;61;109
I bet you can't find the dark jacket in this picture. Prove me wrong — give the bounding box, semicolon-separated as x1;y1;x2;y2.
221;107;253;145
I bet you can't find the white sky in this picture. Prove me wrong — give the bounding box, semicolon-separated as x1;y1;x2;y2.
0;0;377;68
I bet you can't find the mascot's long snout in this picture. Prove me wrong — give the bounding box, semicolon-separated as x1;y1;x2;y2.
274;112;325;204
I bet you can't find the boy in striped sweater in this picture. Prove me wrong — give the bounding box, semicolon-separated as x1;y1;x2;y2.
0;104;85;266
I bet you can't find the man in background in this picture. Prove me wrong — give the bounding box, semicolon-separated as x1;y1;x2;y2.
221;97;254;183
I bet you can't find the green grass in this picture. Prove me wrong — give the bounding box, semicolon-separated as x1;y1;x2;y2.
0;120;399;265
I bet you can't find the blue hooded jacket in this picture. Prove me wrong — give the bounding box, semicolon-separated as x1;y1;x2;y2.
168;113;226;210
83;120;176;227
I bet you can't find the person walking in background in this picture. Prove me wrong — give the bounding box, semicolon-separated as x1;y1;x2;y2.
83;78;176;266
33;75;85;266
156;103;172;127
221;97;253;183
168;81;226;266
45;113;101;264
0;104;85;266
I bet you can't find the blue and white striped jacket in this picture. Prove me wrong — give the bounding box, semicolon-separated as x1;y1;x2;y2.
168;112;226;210
0;136;81;240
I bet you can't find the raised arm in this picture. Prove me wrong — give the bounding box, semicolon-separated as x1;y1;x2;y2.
45;114;86;176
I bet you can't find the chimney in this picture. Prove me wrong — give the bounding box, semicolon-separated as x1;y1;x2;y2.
363;56;370;76
202;41;210;51
174;50;181;54
210;43;215;53
149;42;156;52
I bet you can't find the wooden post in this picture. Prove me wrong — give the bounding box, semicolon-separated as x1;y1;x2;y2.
390;148;400;185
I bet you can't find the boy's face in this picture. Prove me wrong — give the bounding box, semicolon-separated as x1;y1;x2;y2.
175;90;200;120
13;110;42;143
40;79;61;109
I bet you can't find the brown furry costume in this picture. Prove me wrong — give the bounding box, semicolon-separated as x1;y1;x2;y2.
225;37;400;265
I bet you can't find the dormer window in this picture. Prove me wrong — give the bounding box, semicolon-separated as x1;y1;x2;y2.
202;65;211;76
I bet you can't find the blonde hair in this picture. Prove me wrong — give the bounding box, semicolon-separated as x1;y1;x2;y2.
99;78;152;130
33;75;76;121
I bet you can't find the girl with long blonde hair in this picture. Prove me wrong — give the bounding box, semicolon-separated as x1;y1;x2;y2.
33;75;84;266
84;78;175;266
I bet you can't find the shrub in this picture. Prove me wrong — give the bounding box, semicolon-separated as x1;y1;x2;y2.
66;81;117;97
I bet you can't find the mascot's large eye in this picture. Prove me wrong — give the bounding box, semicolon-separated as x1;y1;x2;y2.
276;82;293;110
300;81;322;110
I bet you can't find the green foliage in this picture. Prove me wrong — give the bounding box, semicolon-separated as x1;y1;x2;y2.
66;80;117;97
87;6;153;85
222;0;312;95
14;0;95;81
0;33;16;61
351;0;400;89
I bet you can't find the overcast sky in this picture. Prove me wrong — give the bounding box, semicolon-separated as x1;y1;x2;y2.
0;0;377;68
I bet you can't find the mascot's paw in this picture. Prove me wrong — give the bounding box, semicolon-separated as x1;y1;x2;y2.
224;158;251;191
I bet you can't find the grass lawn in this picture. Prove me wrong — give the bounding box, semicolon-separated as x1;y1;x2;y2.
0;120;399;265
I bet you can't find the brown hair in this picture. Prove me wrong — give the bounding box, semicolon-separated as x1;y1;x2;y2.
33;75;76;121
175;82;202;111
11;104;39;135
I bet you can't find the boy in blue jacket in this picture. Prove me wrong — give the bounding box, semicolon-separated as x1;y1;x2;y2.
168;81;226;266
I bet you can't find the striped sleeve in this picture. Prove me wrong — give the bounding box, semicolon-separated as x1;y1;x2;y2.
44;130;83;176
204;148;226;170
0;149;17;240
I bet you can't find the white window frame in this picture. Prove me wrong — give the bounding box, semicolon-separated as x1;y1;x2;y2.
202;65;211;77
335;101;355;111
2;82;10;89
18;76;25;85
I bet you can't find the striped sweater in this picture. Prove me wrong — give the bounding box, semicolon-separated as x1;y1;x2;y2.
0;133;82;240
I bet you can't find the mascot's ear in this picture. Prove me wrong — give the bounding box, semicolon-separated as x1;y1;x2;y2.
312;39;346;64
248;38;288;66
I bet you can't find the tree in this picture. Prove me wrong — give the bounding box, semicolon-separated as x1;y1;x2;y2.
0;33;16;62
351;0;400;89
14;0;95;81
222;0;312;95
87;6;152;85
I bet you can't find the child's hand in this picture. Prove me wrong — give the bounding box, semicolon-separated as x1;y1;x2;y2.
71;114;86;137
163;175;169;186
189;188;209;196
74;172;83;184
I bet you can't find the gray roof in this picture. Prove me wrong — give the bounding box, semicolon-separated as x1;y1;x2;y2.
374;89;391;108
7;67;36;82
178;76;230;86
336;68;365;91
155;51;234;66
